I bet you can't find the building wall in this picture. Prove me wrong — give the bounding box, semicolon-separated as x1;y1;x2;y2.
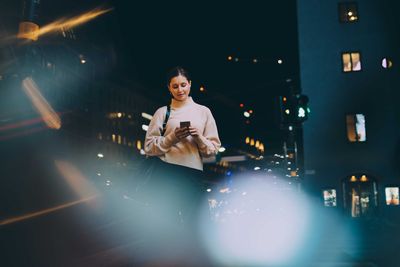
297;0;400;212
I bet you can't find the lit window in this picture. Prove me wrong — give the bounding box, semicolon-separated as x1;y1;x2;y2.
382;58;393;69
385;187;399;206
346;114;366;142
250;139;255;146
136;140;142;150
323;189;337;207
342;52;361;72
339;2;358;23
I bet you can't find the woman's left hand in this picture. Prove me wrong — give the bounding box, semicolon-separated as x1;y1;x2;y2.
188;126;201;139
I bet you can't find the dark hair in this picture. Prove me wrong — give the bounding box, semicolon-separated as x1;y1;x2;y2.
166;66;191;87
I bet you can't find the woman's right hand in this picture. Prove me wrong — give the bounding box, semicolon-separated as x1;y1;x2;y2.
174;127;190;140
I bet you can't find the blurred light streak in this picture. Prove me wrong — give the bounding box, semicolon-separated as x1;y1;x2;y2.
4;7;113;43
141;112;153;120
38;7;112;37
22;77;61;130
0;126;45;141
0;117;44;132
0;111;70;133
54;160;99;200
0;196;97;226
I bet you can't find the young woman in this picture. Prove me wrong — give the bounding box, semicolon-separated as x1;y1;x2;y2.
142;66;220;264
144;66;220;220
144;66;221;171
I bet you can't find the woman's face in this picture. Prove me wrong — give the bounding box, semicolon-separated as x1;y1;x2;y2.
168;75;191;101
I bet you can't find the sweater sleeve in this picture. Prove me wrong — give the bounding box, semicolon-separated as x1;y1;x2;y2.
196;108;221;157
144;107;179;156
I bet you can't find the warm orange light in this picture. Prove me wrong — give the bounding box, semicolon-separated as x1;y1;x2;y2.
360;175;368;182
55;160;99;200
136;140;142;150
349;16;356;21
228;56;233;61
22;77;61;130
259;143;264;152
255;140;260;148
350;175;357;182
245;137;250;144
36;7;112;39
18;21;40;41
200;86;205;92
250;139;255;146
249;110;253;114
283;96;287;102
0;196;96;226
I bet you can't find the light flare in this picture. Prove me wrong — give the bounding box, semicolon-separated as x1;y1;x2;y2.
54;160;99;200
22;77;61;130
12;7;113;41
0;196;97;226
37;7;113;38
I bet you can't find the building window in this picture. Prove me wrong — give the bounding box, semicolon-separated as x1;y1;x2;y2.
342;52;362;72
338;2;358;23
382;58;393;69
342;174;378;218
323;189;337;207
346;114;366;142
385;187;399;206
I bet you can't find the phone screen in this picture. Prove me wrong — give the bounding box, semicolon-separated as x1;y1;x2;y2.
180;121;191;128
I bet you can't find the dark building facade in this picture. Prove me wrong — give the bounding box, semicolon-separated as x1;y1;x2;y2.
297;0;400;218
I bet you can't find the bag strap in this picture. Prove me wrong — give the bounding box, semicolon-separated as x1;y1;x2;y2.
161;105;171;136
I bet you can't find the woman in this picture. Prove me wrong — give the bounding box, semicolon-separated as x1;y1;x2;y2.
142;66;220;264
145;66;221;172
144;66;220;220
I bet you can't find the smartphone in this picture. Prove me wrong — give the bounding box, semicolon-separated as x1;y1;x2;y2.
180;121;191;128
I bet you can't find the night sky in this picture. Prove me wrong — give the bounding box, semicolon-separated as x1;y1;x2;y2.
1;0;300;150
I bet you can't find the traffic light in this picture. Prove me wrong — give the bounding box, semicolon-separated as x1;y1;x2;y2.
278;94;310;125
279;95;294;124
294;94;310;123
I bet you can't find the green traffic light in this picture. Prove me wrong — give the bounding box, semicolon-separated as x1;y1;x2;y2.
298;107;306;118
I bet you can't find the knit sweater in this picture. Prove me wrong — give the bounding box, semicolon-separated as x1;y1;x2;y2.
144;97;221;171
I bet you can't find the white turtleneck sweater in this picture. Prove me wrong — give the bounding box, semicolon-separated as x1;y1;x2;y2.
144;97;221;171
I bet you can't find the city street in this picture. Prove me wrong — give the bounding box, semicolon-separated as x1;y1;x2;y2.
2;187;400;266
1;0;400;266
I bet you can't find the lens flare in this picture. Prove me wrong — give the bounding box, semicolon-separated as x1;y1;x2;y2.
54;160;99;200
22;77;61;130
199;175;312;266
0;196;96;226
199;174;360;266
10;7;113;42
37;7;113;38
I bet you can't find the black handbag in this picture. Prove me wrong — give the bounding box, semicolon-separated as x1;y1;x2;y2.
133;105;171;198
